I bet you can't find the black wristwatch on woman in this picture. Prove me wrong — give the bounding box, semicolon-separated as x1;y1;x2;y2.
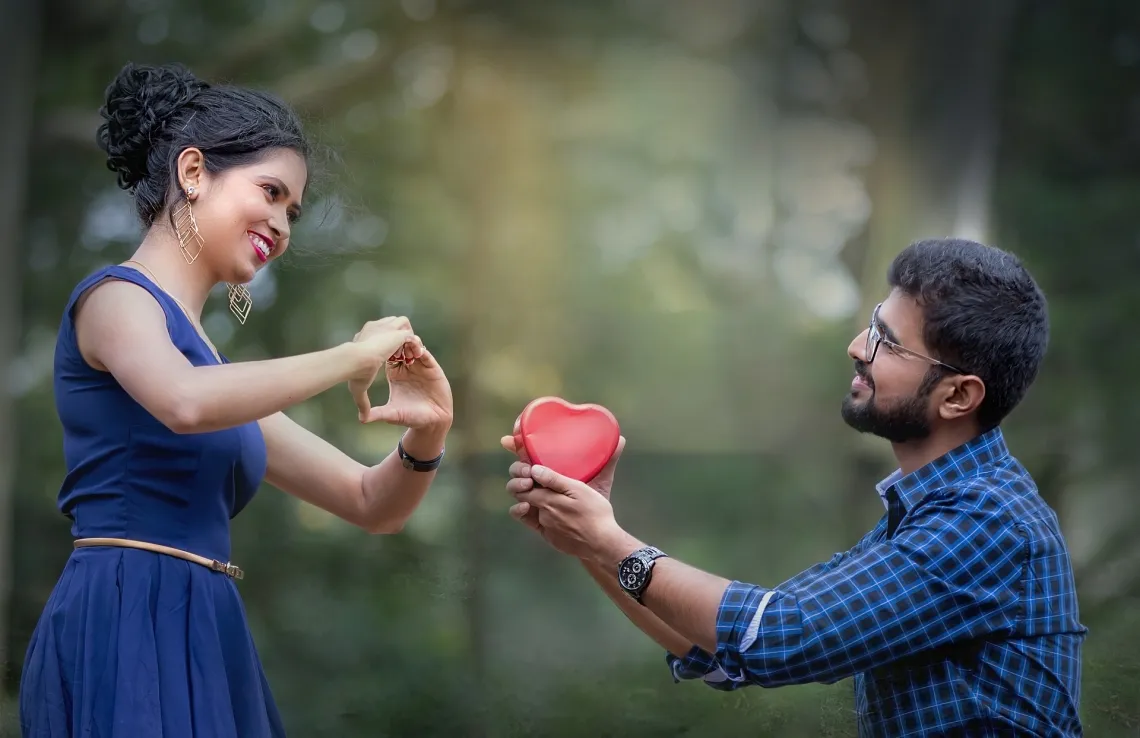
397;438;445;472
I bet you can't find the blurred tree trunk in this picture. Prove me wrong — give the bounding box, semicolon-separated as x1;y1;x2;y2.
442;31;574;733
850;0;1020;310
0;0;42;690
847;0;923;319
921;0;1021;244
841;0;925;536
446;34;497;738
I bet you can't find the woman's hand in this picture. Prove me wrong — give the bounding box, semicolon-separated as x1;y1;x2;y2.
361;340;453;431
347;317;416;422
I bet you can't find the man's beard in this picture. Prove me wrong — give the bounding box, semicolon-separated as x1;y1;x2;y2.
841;364;938;443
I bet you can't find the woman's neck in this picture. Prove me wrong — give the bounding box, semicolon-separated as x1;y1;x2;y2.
127;228;217;320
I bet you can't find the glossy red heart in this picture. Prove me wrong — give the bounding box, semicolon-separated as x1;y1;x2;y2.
513;396;621;483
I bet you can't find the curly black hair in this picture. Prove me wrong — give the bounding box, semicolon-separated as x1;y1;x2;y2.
96;62;310;228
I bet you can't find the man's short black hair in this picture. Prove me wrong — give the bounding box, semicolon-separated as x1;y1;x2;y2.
887;238;1049;430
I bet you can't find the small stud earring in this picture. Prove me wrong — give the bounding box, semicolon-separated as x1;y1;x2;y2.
186;186;196;197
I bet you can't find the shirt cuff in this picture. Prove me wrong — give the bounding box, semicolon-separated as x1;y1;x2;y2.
663;581;776;687
665;645;720;682
713;580;775;682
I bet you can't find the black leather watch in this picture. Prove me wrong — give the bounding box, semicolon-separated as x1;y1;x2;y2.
397;438;445;472
617;546;669;604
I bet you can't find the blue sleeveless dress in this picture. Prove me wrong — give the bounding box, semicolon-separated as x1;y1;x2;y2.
19;265;285;737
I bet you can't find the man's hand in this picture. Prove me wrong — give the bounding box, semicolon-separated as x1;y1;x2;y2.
511;464;639;564
502;432;718;656
500;433;625;555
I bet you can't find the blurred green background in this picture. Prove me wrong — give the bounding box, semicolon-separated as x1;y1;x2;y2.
2;0;1139;735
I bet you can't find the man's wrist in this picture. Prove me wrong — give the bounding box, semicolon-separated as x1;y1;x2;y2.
589;525;644;570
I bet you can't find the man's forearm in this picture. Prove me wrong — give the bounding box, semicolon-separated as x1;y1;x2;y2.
593;529;733;654
579;558;695;656
639;558;731;653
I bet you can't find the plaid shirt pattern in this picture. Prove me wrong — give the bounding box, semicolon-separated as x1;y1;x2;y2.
667;428;1087;736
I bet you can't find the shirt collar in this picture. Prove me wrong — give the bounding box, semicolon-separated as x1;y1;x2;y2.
875;427;1011;512
875;469;904;510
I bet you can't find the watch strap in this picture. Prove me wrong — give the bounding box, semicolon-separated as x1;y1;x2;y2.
397;438;445;472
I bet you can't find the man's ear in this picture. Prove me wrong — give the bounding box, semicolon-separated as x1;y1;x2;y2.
938;374;986;421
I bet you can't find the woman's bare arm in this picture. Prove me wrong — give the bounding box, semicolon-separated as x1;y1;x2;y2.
260;411;447;533
74;279;395;434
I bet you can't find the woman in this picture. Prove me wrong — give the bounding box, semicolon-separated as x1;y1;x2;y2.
19;62;453;737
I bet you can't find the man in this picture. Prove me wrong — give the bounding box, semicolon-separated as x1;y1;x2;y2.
502;239;1086;736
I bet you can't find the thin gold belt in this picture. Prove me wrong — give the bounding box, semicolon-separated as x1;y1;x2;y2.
73;537;244;580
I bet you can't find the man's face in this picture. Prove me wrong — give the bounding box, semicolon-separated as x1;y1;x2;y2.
841;291;944;443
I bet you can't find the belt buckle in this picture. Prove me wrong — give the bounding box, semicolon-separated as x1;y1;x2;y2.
210;559;244;580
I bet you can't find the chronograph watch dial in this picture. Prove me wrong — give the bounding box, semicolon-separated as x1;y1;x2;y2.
617;546;669;604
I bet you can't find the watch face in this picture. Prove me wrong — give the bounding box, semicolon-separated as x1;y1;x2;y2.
618;555;647;593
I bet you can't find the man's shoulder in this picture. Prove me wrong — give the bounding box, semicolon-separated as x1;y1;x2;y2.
935;457;1062;536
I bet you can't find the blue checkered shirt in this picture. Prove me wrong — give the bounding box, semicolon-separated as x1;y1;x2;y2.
667;428;1087;736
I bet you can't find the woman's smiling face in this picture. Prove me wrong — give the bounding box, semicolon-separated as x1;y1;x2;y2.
176;146;306;284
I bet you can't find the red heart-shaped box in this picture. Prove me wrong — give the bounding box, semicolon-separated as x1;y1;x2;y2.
513;397;621;483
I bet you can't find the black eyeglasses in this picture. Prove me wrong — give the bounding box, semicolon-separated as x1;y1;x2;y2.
865;303;964;374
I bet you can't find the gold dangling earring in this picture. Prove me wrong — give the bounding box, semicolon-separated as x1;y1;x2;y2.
172;186;204;264
227;283;252;325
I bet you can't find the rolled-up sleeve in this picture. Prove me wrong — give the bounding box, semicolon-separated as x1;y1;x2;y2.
671;492;1026;690
665;646;720;682
665;534;874;689
664;583;781;690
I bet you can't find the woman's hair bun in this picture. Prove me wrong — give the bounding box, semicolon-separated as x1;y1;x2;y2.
96;62;209;190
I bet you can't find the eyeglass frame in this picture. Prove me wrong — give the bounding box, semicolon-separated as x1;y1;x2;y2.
865;303;964;374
